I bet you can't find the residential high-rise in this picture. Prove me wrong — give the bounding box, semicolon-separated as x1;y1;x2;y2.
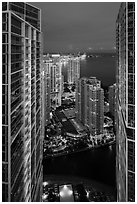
50;61;62;107
116;2;135;202
76;77;104;136
43;59;51;126
44;57;62;110
108;83;116;117
67;56;80;85
2;2;43;202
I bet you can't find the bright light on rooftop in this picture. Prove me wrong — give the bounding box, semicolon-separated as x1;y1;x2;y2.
43;181;48;186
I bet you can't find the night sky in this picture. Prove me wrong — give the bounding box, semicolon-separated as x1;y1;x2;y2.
31;2;121;53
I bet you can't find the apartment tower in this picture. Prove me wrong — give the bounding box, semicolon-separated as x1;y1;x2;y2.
2;2;43;202
67;56;80;85
76;77;104;136
43;58;51;126
44;57;62;109
116;2;135;201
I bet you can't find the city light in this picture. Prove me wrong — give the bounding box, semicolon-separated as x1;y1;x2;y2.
42;194;48;200
59;185;73;198
60;191;65;197
43;181;48;186
63;185;67;190
68;190;73;195
86;191;89;198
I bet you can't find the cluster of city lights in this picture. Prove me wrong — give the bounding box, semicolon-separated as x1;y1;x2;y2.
59;185;73;197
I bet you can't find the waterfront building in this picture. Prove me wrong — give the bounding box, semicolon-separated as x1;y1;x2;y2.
108;83;116;117
116;2;135;202
43;56;62;109
76;77;104;136
43;59;51;126
2;2;43;201
50;60;62;107
67;56;80;85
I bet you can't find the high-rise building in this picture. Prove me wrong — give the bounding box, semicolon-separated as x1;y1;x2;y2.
50;61;62;107
67;56;80;84
2;2;43;202
76;77;104;136
116;2;135;202
108;83;116;117
44;57;62;109
43;59;51;126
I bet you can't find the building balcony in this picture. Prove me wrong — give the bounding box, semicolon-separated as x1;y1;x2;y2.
11;63;23;73
11;86;23;99
31;72;35;79
25;76;30;83
11;105;23;124
11;49;23;54
25;88;31;95
31;95;35;104
11;112;23;133
11;124;24;146
36;42;40;47
11;78;23;92
25;49;30;54
31;43;35;48
31;82;35;90
11;40;23;46
36;102;40;111
11;56;23;63
36;90;40;98
11;154;24;187
11;140;24;170
25;109;31;117
25;68;30;75
11;72;23;83
31;56;35;60
11;95;23;112
36;74;40;81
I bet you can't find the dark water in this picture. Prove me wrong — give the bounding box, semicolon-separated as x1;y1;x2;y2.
43;145;116;189
80;53;116;87
62;53;116;87
43;53;116;191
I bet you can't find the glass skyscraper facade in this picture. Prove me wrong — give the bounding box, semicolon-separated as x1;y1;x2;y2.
116;2;135;202
2;2;43;201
